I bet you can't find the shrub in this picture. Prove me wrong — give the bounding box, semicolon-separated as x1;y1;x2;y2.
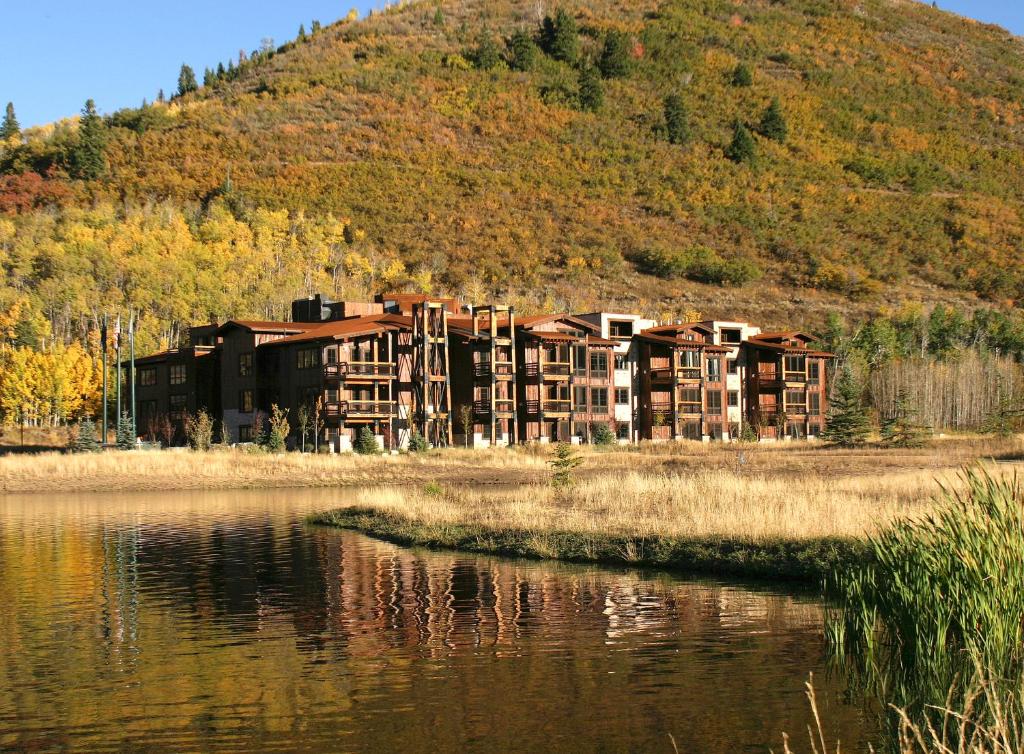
731;62;753;87
70;418;100;453
631;245;761;286
472;31;502;70
591;422;616;446
184;409;214;451
354;426;380;455
408;431;429;452
548;441;583;487
507;30;538;71
663;94;689;145
577;66;604;112
423;481;443;496
262;404;290;453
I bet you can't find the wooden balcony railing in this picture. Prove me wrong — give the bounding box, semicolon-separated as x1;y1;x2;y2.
524;363;571;378
474;362;515;377
324;362;396;380
324;400;396;418
474;399;516;415
525;400;572;414
783;372;808;383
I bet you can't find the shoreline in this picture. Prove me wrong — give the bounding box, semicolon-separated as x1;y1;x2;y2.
310;507;870;583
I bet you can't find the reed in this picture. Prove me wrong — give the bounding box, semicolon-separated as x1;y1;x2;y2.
827;471;1024;738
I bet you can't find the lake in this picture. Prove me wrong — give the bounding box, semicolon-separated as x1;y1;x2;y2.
0;489;871;753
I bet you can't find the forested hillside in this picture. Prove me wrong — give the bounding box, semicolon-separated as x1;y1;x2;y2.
2;0;1024;357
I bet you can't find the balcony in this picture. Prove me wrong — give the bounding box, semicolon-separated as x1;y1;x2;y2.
324;400;396;419
473;361;515;378
525;400;572;415
783;372;808;384
474;399;516;416
324;362;396;381
524;362;571;380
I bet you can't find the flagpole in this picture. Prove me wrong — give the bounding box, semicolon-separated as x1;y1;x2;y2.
101;314;108;446
115;315;122;436
129;312;136;442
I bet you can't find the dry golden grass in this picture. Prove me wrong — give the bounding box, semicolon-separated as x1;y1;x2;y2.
343;465;999;542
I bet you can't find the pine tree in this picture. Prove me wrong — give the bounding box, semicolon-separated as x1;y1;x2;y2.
821;368;871;446
298;24;307;42
408;430;429;452
473;31;501;70
548;442;583;487
178;64;198;97
216;62;226;79
116;411;135;450
578;66;604;112
508;29;538;71
432;7;444;26
591;422;615;446
663;94;689;145
70;418;100;453
541;9;579;65
203;68;215;88
731;63;753;87
725;121;756;164
354;425;380;455
758;97;787;142
880;390;930;448
71;99;107;180
312;20;322;34
157;89;165;103
598;30;631;78
0;102;20;141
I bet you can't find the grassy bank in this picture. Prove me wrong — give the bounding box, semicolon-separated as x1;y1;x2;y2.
1;435;1018;494
310;465;1006;582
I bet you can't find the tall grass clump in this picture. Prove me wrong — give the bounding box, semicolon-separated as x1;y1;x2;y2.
828;469;1024;726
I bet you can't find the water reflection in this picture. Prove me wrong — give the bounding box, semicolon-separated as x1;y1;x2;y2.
0;489;871;753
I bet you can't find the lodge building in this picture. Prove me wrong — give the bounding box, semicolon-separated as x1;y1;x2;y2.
129;293;831;450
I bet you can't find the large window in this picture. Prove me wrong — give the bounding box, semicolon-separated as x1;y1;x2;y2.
573;345;587;376
707;358;721;381
680;350;700;369
297;348;320;370
609;321;633;339
169;394;187;418
240;390;254;414
809;393;821;416
785;390;806;413
728;391;739;408
784;355;806;375
238;425;253;442
615;388;629;405
591;388;608;410
239;353;253;377
707;391;723;415
721;328;742;345
808;360;821;384
573;385;588;409
590;351;608;378
727;359;739;375
138;367;157;387
614;354;627;371
169;364;187;386
679;388;701;413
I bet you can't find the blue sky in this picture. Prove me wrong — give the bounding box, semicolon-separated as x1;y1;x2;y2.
0;0;1021;129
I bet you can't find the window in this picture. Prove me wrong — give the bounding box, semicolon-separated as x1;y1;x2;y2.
785;390;807;413
590;351;608;378
680;388;701;413
238;425;253;442
728;391;739;408
708;423;725;441
727;359;739;375
574;386;588;409
707;391;723;415
591;388;608;410
680;350;700;368
721;328;742;345
681;421;702;440
325;347;338;365
573;346;587;376
808;360;821;383
616;421;630;440
787;423;805;440
140;400;157;421
240;390;254;414
169;394;187;417
784;355;806;375
707;358;721;381
169;364;187;386
809;393;821;416
326;388;340;403
138;367;157;387
615;388;629;406
239;353;253;377
614;354;628;371
297;348;320;370
609;321;633;339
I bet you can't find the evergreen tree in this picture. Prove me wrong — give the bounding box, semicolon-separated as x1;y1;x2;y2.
71;99;107;180
70;418;100;453
598;30;631;78
577;66;604;112
298;24;307;42
541;9;579;65
548;442;583;487
880;390;930;448
472;31;502;70
216;62;226;79
725;121;756;163
983;387;1024;437
432;7;444;26
354;426;380;455
0;102;20;141
203;68;215;88
157;88;165;103
407;430;429;452
731;63;753;87
508;29;538;71
312;20;322;34
116;411;136;450
178;64;198;97
758;97;787;142
591;422;615;446
821;368;871;446
663;94;689;145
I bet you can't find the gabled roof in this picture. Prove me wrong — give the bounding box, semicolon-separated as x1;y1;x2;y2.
516;313;600;333
643;322;717;338
635;332;731;353
217;320;316;336
743;334;833;357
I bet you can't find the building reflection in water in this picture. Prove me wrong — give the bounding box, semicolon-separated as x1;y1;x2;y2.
0;489;868;754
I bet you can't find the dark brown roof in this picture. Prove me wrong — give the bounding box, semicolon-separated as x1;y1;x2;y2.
635;332;731;353
743;336;832;357
259;314;413;347
644;322;716;337
218;320;316;335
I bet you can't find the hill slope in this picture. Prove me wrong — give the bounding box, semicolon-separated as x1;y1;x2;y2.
2;0;1024;346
